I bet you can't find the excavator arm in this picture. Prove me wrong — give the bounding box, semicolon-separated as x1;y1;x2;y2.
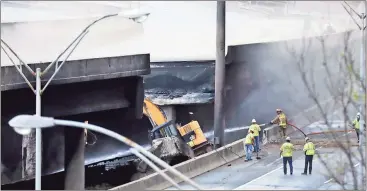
143;98;168;127
143;98;178;139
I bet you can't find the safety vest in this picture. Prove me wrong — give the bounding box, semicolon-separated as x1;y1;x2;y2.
249;124;261;136
279;113;287;127
245;133;254;144
303;142;315;155
353;119;360;129
280;142;294;157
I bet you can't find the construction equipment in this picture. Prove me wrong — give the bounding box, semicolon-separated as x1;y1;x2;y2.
142;98;213;156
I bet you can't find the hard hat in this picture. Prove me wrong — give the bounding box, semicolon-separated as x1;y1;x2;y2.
305;137;309;141
276;109;282;112
252;119;256;123
357;112;361;116
286;137;291;141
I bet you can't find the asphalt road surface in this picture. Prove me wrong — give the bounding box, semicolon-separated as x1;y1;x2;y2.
166;143;361;190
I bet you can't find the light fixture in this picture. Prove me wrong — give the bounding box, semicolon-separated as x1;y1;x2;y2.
131;14;150;23
118;8;151;23
8;115;55;135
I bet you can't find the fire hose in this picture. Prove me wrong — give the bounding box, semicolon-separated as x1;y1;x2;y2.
287;122;307;137
287;122;356;137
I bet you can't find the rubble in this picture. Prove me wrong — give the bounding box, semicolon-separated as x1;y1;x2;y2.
133;136;194;173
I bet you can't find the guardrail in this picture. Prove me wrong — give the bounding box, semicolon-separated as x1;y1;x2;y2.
111;137;247;190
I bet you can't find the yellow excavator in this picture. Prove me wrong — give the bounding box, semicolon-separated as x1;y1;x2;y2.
142;98;213;156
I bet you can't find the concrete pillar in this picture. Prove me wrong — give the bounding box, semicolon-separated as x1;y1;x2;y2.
21;133;36;179
161;106;177;135
63;127;85;190
213;1;226;148
161;106;176;121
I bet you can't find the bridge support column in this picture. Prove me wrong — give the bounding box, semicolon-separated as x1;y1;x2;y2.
63;127;85;190
161;106;177;133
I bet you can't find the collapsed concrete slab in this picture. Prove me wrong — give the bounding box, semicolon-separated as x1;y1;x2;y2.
132;136;194;181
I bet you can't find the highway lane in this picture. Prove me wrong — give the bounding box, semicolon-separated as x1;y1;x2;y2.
165;142;360;190
165;144;303;190
234;147;361;190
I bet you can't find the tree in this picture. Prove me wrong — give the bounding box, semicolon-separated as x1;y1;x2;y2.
286;30;365;190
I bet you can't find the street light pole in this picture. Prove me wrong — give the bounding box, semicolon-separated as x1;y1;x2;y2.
35;68;42;189
213;0;226;149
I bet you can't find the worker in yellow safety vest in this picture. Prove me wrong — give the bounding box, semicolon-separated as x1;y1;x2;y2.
280;137;294;175
244;130;255;162
270;108;288;140
249;119;261;153
352;112;361;143
301;137;315;175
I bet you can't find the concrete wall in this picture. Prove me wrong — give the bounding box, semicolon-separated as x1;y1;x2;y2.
222;30;359;141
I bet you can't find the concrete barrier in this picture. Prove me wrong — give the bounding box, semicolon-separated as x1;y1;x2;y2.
110;137;246;190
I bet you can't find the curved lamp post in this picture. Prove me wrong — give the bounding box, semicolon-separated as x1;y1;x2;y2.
8;115;203;190
1;10;150;190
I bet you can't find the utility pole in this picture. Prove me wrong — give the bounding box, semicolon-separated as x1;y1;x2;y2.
341;1;366;190
213;1;226;149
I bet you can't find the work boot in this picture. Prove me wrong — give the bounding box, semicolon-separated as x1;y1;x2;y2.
301;172;307;175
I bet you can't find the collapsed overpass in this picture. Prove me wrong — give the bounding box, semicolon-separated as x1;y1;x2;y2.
1;1;362;188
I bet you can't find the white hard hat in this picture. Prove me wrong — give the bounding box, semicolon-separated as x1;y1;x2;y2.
357;112;361;116
305;137;309;141
286;137;291;141
252;119;256;123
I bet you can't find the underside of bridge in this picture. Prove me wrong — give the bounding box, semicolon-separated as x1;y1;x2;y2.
1;30;359;190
